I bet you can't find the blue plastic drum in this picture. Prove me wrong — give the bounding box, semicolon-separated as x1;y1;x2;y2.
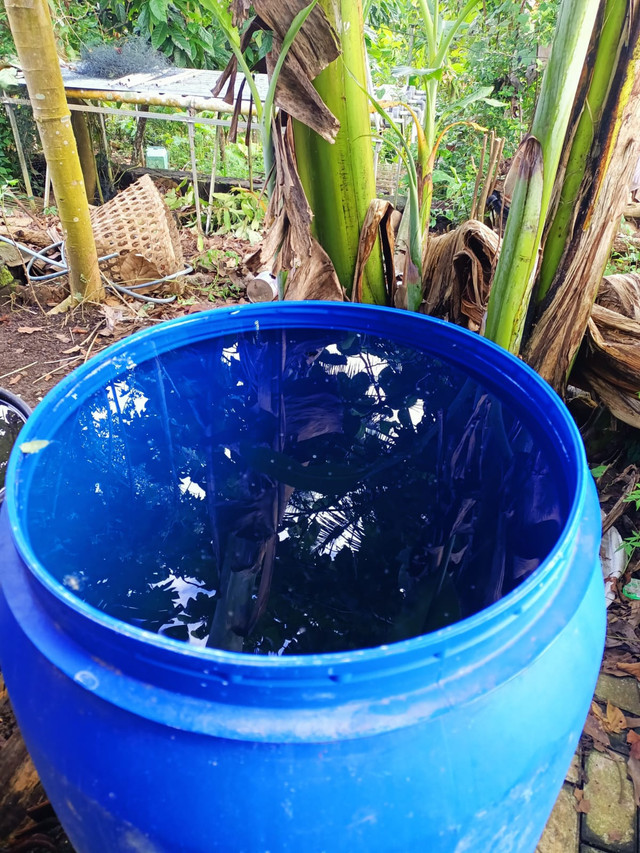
0;303;604;852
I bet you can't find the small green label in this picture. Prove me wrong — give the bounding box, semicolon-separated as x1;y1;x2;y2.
623;578;640;600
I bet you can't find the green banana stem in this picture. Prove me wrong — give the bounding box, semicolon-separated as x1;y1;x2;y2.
361;91;423;309
536;0;627;301
416;0;482;156
484;0;601;353
484;136;544;351
293;0;385;303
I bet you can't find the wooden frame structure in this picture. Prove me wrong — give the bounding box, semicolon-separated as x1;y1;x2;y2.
1;66;269;230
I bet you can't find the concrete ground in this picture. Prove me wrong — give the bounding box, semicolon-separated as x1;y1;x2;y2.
537;674;640;853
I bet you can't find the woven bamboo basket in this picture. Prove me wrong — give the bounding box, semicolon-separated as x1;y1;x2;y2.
91;175;185;283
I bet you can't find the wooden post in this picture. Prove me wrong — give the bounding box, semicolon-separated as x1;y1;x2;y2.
3;102;35;209
205;116;220;235
187;107;203;237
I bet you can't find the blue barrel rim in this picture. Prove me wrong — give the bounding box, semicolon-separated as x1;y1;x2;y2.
3;301;594;675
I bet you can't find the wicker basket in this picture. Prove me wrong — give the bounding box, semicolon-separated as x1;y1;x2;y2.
91;175;184;283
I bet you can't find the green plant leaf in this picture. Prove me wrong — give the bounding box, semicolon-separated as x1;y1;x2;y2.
439;85;496;119
148;0;168;24
432;168;455;184
590;464;608;479
150;22;168;49
171;30;195;59
391;65;443;81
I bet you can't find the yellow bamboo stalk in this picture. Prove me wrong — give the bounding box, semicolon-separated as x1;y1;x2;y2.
5;0;103;301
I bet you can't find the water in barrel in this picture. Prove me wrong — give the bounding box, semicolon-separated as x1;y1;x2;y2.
24;327;566;654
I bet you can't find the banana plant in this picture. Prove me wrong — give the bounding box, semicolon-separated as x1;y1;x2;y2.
412;0;483;154
293;0;387;303
484;0;601;353
367;98;423;310
536;0;628;302
199;0;319;197
362;84;486;310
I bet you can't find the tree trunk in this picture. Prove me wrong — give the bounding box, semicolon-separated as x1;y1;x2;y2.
5;0;103;301
523;4;640;389
292;0;385;303
70;108;98;203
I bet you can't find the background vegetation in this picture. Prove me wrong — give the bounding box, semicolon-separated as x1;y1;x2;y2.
0;0;560;222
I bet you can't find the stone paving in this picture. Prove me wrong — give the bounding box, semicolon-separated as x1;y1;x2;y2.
537;674;640;853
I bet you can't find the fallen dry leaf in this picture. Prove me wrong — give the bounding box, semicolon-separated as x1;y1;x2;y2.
591;700;627;734
584;706;612;748
118;252;162;289
17;326;41;334
632;740;640;760
617;662;640;680
606;701;628;733
54;333;70;343
8;374;22;385
19;440;50;454
62;346;81;355
100;304;126;333
573;787;591;813
627;730;640;745
70;327;89;335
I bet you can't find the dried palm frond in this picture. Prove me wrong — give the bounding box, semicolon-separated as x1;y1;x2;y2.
421;219;500;331
246;117;344;301
596;273;640;319
579;273;640;427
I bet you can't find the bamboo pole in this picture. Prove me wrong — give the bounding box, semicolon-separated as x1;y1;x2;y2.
4;0;102;301
476;131;497;221
470;132;488;220
205;117;221;235
54;88;254;114
43;163;51;209
187;107;203;237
